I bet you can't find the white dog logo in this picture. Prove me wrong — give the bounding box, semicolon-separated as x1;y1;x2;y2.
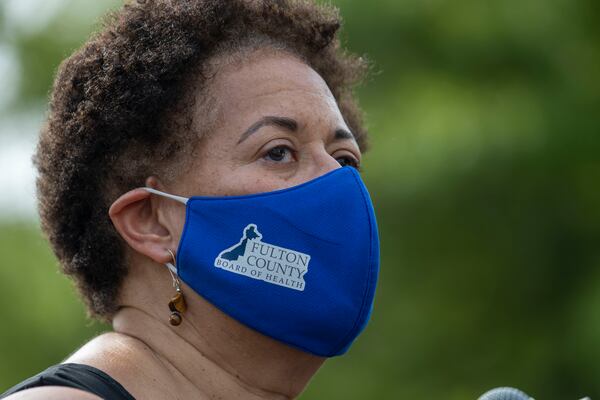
214;224;310;291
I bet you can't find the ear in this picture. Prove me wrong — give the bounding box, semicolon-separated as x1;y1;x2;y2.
108;182;179;266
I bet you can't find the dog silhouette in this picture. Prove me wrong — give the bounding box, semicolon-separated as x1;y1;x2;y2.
220;225;261;261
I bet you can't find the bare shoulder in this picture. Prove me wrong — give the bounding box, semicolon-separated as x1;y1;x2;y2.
64;331;170;398
66;331;158;366
2;386;102;400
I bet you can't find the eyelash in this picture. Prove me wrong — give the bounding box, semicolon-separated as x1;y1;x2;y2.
262;145;362;171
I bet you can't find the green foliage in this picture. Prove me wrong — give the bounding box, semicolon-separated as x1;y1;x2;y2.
1;0;599;398
0;224;108;389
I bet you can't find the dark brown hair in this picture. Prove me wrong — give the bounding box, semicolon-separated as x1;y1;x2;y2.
33;0;371;320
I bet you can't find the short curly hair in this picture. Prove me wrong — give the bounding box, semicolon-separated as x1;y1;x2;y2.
33;0;371;320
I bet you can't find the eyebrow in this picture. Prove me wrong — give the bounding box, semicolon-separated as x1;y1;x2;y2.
237;115;355;144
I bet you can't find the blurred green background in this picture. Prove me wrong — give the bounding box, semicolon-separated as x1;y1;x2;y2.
1;0;599;399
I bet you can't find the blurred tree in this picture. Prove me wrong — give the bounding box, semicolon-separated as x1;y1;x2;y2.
1;0;599;399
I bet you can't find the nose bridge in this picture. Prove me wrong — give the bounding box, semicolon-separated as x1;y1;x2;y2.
311;144;342;176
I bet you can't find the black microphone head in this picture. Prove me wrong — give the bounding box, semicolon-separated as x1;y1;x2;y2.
478;387;532;400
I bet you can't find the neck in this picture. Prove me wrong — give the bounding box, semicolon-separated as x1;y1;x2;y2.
112;269;325;399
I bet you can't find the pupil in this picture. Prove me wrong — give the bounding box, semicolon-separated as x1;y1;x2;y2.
270;147;285;161
338;157;358;169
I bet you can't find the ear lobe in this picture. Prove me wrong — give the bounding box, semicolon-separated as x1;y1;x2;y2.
108;188;174;265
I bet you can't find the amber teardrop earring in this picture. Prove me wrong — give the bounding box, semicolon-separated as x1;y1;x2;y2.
166;249;187;326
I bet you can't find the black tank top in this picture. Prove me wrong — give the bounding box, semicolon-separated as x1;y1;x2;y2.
0;363;135;400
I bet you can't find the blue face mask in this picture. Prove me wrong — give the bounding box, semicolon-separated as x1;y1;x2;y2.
142;166;380;357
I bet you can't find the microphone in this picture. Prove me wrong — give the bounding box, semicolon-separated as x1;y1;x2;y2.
478;386;592;400
477;387;532;400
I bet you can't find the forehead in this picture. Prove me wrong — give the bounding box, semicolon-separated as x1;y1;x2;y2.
205;49;347;132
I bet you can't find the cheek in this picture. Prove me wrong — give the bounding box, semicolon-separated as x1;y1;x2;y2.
219;173;282;196
187;141;305;197
216;163;304;196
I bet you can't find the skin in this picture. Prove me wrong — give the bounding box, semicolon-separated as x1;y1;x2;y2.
8;48;362;400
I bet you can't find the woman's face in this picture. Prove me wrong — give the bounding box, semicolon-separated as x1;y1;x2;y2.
151;48;363;251
170;48;362;198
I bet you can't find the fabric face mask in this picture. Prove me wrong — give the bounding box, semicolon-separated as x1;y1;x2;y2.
142;166;380;357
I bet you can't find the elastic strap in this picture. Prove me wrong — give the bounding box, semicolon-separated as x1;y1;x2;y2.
141;187;186;275
165;262;178;275
142;187;189;205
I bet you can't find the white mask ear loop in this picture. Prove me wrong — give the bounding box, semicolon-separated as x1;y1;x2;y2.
165;259;178;276
166;249;181;291
141;187;186;285
142;186;186;281
142;187;189;205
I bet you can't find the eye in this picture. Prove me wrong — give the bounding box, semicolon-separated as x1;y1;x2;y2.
335;155;361;170
263;145;294;163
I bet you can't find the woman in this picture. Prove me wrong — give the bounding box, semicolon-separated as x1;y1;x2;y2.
1;0;380;398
